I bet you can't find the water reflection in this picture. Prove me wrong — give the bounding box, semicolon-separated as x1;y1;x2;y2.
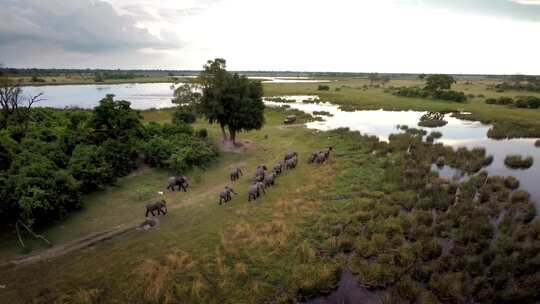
264;95;540;208
25;83;178;109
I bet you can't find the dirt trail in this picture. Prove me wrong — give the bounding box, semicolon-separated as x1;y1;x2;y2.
4;225;135;266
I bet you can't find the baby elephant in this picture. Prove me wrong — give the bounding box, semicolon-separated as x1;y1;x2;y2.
167;176;189;192
145;199;167;217
219;186;237;205
230;167;243;181
248;182;266;201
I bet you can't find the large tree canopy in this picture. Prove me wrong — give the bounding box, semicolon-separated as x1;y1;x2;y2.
198;58;265;143
424;74;456;92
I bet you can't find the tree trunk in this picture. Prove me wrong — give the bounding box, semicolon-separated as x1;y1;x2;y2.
229;128;237;145
220;123;227;141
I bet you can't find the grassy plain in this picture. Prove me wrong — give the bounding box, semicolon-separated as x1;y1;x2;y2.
264;78;540;136
1;77;539;303
0;108;357;303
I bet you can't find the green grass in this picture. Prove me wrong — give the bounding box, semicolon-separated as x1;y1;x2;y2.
0;108;346;303
1;77;540;303
264;78;540;137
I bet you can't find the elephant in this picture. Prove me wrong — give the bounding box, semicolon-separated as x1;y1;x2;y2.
264;173;275;188
315;152;327;164
308;151;321;164
167;176;189;192
248;182;266;201
230;167;243;181
254;165;267;182
145;199;167;217
284;151;298;162
219;186;237;205
273;162;284;175
314;147;333;164
285;156;298;169
255;165;267;177
323;147;333;159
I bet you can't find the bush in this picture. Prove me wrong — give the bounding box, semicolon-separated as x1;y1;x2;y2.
504;176;520;190
317;85;330;91
68;145;114;192
173;108;197;124
142;137;176;168
197;128;208;138
511;190;530;203
514;96;540;109
11;154;81;226
504;155;534;169
535;140;540;148
432;90;467;102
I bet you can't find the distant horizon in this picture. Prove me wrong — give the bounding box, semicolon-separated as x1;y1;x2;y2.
2;67;539;77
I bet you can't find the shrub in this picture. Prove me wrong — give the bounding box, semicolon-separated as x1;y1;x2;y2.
514;96;540;109
142;137;176;168
432;90;467;102
317;85;330;91
197;128;208;138
430;131;443;139
535;140;540;147
173;108;197;124
485;97;514;106
504;155;534;169
511;190;530;203
504;176;520;190
68;145;114;192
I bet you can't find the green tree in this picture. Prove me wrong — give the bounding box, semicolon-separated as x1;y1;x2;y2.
424;74;456;92
198;58;265;143
10;153;80;226
88;94;143;143
68;145;114;192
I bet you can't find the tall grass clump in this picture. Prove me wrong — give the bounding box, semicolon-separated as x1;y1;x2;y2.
504;155;534;169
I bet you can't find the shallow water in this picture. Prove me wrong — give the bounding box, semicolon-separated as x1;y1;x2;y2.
23;77;330;109
25;83;178;109
305;271;385;304
265;95;540;208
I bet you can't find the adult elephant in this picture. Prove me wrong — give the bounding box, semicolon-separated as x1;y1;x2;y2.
167;176;189;192
145;199;167;217
284;152;298;162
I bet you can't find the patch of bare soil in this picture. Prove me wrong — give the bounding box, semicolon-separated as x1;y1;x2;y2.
276;123;304;130
218;139;258;153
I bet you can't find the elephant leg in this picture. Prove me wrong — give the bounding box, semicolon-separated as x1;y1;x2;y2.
145;209;150;217
150;209;156;216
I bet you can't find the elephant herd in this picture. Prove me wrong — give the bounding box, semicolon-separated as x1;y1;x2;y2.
143;147;332;218
221;147;331;205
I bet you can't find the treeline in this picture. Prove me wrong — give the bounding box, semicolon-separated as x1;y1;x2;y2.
0;94;217;228
485;96;540;109
494;75;540;93
389;74;467;103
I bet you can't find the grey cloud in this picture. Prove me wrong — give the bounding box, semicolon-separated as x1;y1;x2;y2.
0;0;182;53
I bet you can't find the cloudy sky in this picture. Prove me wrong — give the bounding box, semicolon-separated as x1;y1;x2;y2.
1;0;540;74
